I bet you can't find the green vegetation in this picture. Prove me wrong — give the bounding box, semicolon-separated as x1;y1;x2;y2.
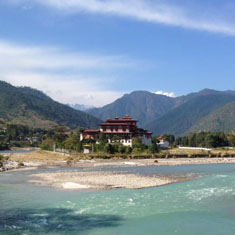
146;94;235;136
88;89;235;136
189;101;235;133
1;122;234;161
0;81;101;129
88;91;177;126
39;128;160;155
175;132;235;148
0;123;48;149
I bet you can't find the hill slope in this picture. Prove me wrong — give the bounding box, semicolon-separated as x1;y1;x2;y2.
188;101;235;133
87;89;235;134
87;91;177;125
0;81;101;129
145;94;235;136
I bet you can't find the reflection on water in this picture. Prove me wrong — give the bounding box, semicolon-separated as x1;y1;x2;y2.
0;208;123;235
0;149;37;154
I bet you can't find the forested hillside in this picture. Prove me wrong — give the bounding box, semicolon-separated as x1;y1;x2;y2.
146;94;235;136
0;81;101;129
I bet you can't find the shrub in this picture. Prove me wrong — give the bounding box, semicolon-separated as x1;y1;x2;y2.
18;162;24;167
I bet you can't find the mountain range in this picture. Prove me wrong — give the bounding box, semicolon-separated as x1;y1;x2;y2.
87;89;235;136
0;80;234;136
0;81;101;129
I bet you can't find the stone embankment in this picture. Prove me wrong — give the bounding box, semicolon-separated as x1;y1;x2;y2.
0;158;21;172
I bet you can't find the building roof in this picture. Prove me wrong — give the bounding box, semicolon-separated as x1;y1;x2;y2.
104;115;137;123
81;115;152;137
83;129;99;133
100;123;134;126
122;114;133;120
136;128;152;135
157;136;166;140
103;131;134;134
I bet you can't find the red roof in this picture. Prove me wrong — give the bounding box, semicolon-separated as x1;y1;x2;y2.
83;129;99;133
104;115;137;123
103;131;133;134
82;115;152;137
104;120;137;123
100;123;134;126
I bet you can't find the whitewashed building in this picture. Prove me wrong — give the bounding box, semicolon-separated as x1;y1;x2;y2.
157;138;170;149
80;115;152;147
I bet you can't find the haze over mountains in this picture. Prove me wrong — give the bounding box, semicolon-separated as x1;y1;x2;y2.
87;89;235;136
68;104;95;111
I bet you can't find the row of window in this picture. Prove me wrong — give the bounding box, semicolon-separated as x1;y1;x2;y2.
101;129;130;132
120;139;131;143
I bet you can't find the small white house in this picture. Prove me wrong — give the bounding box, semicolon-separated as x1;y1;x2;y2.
83;145;91;154
157;138;170;149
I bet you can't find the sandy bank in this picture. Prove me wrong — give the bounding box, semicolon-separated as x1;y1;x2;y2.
3;150;235;173
135;158;235;166
30;171;175;190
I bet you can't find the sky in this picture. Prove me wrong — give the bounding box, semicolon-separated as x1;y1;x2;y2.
1;0;235;107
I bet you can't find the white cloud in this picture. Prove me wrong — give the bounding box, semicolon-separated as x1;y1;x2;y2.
0;40;129;106
0;40;134;71
155;91;175;97
9;0;235;36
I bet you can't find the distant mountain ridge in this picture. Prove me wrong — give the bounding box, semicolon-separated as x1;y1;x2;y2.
68;104;95;111
1;80;234;135
146;93;235;136
188;101;235;133
88;91;178;126
0;81;101;129
87;89;235;136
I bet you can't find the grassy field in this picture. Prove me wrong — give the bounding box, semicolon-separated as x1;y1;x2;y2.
7;148;235;166
164;147;235;155
9;151;67;164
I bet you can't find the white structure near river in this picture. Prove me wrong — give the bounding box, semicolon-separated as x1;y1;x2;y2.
80;115;152;147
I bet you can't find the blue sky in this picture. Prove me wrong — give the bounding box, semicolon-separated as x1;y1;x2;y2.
1;0;235;106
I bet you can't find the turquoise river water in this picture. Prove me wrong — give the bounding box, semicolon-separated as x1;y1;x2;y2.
1;164;235;234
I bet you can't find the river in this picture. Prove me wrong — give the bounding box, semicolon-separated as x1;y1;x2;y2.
1;163;235;234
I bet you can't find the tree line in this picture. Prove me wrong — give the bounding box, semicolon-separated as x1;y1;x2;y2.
40;129;160;154
1;123;234;152
159;132;235;148
0;124;48;150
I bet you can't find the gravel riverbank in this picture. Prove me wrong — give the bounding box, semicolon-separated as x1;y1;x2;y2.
30;171;176;190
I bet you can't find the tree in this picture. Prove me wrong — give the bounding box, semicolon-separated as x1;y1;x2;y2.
132;137;142;148
188;133;197;147
181;136;189;146
98;133;106;143
0;141;9;150
175;137;182;146
63;131;81;152
196;132;206;147
40;138;55;151
132;137;146;152
125;146;132;154
118;145;126;154
227;134;235;147
104;143;114;154
205;133;218;148
148;143;159;153
163;134;175;146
